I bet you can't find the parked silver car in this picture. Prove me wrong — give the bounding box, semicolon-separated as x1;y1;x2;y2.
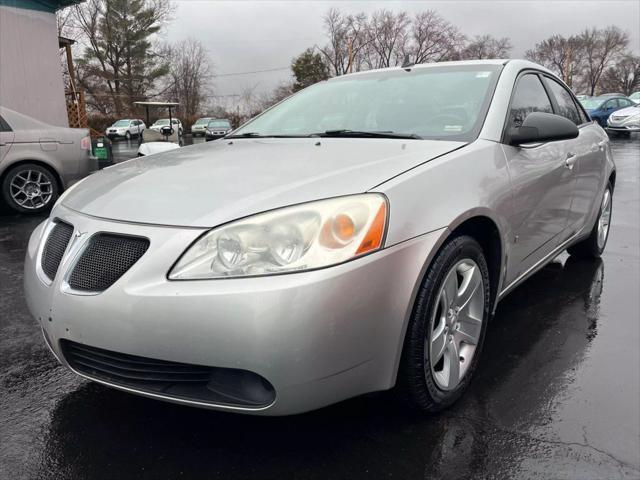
105;119;145;140
1;107;95;214
24;60;614;415
190;117;212;137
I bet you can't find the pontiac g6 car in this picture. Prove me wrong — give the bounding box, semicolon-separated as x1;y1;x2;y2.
24;60;614;415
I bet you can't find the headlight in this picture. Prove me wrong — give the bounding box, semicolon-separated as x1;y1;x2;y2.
169;194;388;279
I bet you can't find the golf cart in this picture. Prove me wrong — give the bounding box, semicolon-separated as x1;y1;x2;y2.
134;101;182;156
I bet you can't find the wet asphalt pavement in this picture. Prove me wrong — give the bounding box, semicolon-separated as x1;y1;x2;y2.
1;136;639;479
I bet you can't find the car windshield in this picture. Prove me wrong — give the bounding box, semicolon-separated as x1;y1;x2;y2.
208;120;230;128
113;120;130;127
232;65;502;141
581;98;605;110
630;92;640;100
195;118;210;125
154;119;170;126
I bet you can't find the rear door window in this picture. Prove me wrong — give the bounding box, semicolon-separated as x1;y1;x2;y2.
544;78;582;125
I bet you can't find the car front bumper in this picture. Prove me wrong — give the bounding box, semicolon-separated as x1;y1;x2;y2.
24;205;443;415
606;125;640;133
205;133;226;141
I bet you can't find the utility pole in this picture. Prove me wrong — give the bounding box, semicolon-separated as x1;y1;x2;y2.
564;44;572;87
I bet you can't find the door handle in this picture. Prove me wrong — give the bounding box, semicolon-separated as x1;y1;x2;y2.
597;140;607;151
565;153;577;170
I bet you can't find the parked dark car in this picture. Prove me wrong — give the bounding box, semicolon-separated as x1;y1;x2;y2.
205;119;232;141
582;96;636;127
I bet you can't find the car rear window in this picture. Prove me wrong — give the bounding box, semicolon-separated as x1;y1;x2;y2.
0;115;12;132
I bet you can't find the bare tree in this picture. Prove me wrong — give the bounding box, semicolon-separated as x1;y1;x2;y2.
362;9;410;69
166;38;214;117
579;26;629;95
318;8;369;76
462;35;512;60
525;35;584;88
599;55;640;95
406;10;465;64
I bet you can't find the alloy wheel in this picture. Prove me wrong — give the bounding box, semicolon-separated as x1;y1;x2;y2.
427;259;485;391
9;169;54;210
597;188;612;250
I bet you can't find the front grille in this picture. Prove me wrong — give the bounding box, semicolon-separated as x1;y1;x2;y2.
60;340;275;407
41;221;74;280
67;233;149;292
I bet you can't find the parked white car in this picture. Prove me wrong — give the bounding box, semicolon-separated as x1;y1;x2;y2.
105;119;145;140
606;103;640;135
629;92;640;104
0;106;95;213
150;118;183;136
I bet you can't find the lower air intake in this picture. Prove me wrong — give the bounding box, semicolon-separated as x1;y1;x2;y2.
60;340;275;407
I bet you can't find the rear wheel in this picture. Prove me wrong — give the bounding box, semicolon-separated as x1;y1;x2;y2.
1;163;59;214
568;183;612;258
398;235;490;412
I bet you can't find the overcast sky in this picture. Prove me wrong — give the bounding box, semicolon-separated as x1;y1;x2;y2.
165;0;640;101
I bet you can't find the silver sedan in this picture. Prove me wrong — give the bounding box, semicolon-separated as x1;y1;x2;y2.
24;60;614;415
1;107;96;213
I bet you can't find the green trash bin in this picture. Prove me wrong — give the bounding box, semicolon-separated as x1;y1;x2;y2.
92;137;113;169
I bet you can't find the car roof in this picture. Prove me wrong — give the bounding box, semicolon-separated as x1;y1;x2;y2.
330;59;553;81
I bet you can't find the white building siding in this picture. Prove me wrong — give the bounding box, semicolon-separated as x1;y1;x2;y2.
0;5;68;126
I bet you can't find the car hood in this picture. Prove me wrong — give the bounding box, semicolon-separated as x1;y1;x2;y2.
61;137;464;227
610;105;640;117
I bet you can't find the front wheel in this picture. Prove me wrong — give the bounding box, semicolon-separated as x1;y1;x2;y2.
398;235;490;412
568;183;613;258
1;163;59;214
125;130;131;140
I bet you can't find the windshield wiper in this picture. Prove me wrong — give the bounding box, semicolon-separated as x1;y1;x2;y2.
317;129;422;140
225;132;263;138
225;132;311;139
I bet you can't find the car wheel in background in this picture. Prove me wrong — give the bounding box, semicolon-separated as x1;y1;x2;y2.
125;130;131;140
398;235;490;412
568;183;613;258
1;163;59;214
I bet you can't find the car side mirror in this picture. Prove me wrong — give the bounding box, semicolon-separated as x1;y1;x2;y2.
508;112;579;146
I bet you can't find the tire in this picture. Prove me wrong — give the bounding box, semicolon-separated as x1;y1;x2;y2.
568;183;613;258
397;235;490;412
1;163;59;214
125;130;131;140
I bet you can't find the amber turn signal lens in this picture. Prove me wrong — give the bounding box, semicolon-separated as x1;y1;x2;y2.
356;202;386;255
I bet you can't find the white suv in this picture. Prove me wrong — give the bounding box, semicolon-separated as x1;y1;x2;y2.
106;119;145;140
